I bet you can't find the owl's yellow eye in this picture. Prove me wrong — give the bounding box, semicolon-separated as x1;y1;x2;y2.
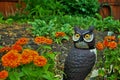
73;34;80;41
75;34;80;38
85;34;90;39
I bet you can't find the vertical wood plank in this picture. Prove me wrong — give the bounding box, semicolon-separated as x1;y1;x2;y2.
0;0;25;17
99;0;120;20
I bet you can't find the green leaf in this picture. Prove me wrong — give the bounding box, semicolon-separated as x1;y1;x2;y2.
47;53;55;60
63;36;69;41
98;69;105;77
43;45;52;50
9;71;21;80
117;58;120;61
43;64;50;71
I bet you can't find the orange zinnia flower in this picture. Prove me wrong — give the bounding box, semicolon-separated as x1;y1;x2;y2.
15;38;29;45
0;46;11;53
34;36;46;44
21;49;33;64
34;36;53;45
11;44;22;51
103;39;109;47
0;70;8;79
108;41;117;49
110;36;116;41
96;41;104;50
45;38;53;44
2;50;21;68
33;56;47;67
104;36;115;41
29;49;39;60
55;32;66;37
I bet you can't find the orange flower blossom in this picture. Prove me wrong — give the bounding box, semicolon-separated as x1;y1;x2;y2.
11;44;22;52
108;41;117;49
20;49;39;64
2;50;21;68
104;36;116;41
55;32;66;37
0;70;8;79
103;39;109;47
34;36;52;44
45;38;53;44
0;46;11;53
34;36;46;44
96;41;104;50
33;56;47;67
21;49;33;64
15;37;29;45
30;50;39;60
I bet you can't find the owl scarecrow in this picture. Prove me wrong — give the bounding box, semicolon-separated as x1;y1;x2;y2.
63;26;96;80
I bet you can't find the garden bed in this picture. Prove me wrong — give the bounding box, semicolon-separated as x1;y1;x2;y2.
0;23;119;80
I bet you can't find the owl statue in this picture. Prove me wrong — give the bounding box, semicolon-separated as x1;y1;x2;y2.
63;26;96;80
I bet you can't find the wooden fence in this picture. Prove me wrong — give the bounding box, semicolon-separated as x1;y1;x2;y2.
0;0;25;17
99;0;120;20
0;0;120;20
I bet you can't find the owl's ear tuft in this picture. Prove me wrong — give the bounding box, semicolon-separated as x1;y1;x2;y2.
89;26;94;32
74;27;80;32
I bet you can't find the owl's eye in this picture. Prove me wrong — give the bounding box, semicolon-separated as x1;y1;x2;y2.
75;34;80;38
83;33;94;42
72;34;80;41
84;34;90;39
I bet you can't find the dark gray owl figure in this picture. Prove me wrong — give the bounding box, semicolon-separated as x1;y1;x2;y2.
63;26;96;80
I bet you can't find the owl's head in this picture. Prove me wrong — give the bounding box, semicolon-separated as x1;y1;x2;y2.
72;26;95;49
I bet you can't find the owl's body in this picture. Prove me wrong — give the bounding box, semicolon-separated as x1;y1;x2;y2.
63;48;96;80
63;26;96;80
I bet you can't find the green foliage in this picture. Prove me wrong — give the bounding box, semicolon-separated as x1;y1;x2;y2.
22;0;100;19
59;0;100;16
5;18;14;24
28;18;71;34
28;15;120;39
95;16;120;33
28;19;57;37
23;0;64;18
0;13;4;23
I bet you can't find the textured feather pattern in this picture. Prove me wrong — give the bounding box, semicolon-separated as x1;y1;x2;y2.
63;47;96;80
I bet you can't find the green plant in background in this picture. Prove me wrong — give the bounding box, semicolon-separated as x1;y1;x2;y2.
0;13;5;23
28;19;71;44
28;15;120;39
95;14;120;33
5;18;14;24
22;0;100;19
28;19;55;36
96;35;120;80
0;13;14;24
23;0;64;19
58;0;100;16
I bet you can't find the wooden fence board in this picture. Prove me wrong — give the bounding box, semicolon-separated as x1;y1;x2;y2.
99;0;120;20
0;0;25;17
